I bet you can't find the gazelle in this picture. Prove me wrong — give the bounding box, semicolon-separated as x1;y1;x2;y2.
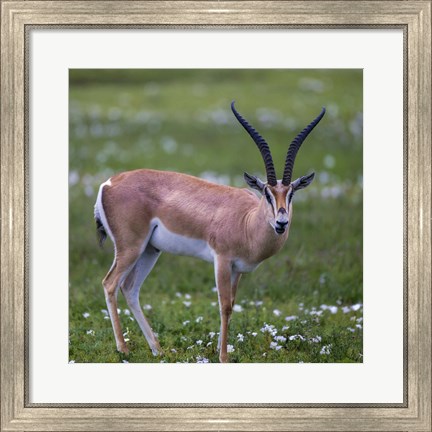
94;102;325;363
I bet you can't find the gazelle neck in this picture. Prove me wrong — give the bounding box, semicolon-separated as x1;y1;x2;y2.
245;197;289;262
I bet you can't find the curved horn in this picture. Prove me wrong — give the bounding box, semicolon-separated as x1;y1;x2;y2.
282;107;326;186
231;101;277;186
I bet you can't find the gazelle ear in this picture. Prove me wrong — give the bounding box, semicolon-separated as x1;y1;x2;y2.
292;172;315;191
244;172;266;192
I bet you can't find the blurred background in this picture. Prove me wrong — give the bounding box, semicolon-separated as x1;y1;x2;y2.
69;69;363;363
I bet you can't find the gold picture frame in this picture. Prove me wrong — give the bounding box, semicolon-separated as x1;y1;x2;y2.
1;1;430;430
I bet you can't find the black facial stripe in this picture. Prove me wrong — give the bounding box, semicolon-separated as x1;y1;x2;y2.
287;191;294;204
265;188;273;205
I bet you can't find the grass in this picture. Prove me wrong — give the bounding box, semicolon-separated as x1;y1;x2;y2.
69;69;363;363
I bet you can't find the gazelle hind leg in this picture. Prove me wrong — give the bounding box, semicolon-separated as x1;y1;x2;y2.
121;245;162;356
102;246;142;354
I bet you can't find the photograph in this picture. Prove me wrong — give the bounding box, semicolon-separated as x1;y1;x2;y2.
69;69;363;364
3;0;431;429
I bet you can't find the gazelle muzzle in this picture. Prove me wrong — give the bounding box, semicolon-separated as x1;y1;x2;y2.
275;207;289;234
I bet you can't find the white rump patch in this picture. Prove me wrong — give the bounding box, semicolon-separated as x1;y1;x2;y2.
94;178;115;244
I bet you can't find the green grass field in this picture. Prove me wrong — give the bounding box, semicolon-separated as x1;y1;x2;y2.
69;69;363;363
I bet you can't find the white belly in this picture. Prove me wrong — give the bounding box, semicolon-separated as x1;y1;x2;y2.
149;219;214;263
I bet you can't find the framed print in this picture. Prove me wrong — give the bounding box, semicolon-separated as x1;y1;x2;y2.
1;1;430;431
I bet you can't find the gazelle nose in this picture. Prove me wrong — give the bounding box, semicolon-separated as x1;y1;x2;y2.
276;220;288;228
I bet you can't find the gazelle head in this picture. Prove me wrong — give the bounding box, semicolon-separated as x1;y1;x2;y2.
231;101;326;236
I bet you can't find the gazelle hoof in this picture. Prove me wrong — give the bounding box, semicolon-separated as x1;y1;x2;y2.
151;347;161;356
219;353;229;363
117;344;129;355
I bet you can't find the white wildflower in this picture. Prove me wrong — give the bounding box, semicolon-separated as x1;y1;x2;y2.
171;348;177;353
175;292;182;298
82;312;90;318
183;320;190;326
255;300;263;307
274;335;287;343
342;306;351;313
184;293;191;299
289;334;305;341
273;309;282;317
237;333;244;342
285;315;297;322
351;303;362;311
260;323;278;337
309;309;323;316
270;341;282;350
227;345;235;353
233;304;243;312
320;344;332;355
196;340;203;346
143;304;152;311
86;329;95;336
183;301;191;307
347;327;355;333
101;309;108;316
123;309;131;316
196;356;209;363
122;359;129;363
206;342;212;347
329;306;338;314
309;336;322;343
195;316;203;323
208;331;216;339
251;332;258;337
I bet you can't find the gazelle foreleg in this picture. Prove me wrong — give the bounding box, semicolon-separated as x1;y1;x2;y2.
121;245;162;356
215;256;233;363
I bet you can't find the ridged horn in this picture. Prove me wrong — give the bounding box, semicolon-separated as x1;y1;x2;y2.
282;107;326;186
231;101;277;186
